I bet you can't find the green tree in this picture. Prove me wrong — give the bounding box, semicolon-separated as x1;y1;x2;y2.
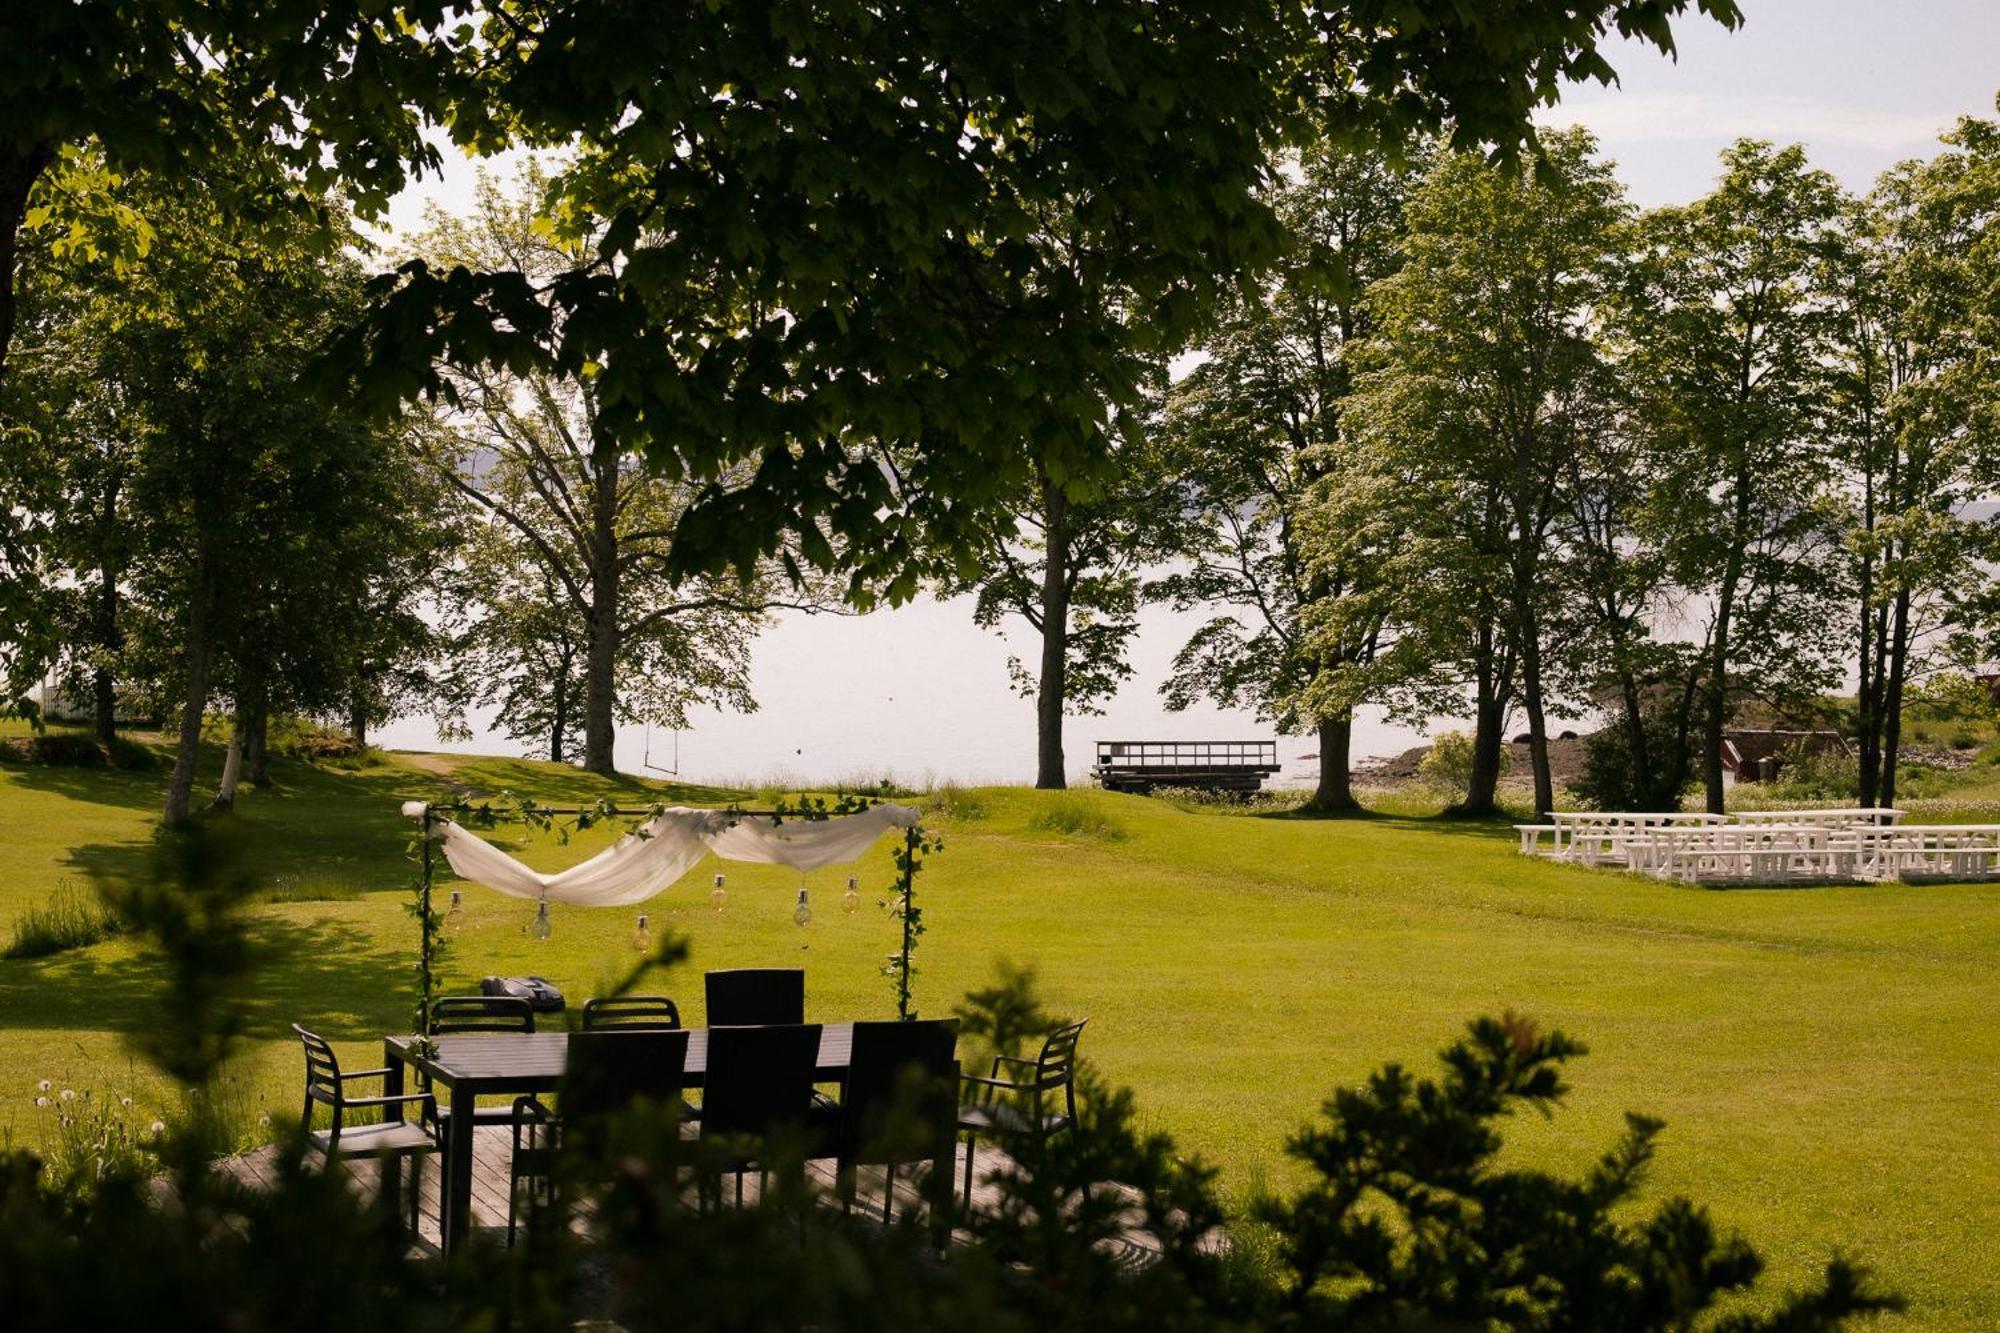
344;2;1746;601
1827;110;2000;809
1552;410;1701;811
1157;140;1422;811
411;167;830;775
7;159;444;824
1351;131;1627;818
449;541;589;763
0;2;444;377
0;209;136;736
1621;140;1849;814
960;435;1178;789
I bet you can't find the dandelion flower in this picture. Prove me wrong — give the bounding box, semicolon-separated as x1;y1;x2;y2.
33;1096;49;1108
148;1121;166;1136
120;1096;132;1108
36;1079;50;1093
60;1089;75;1102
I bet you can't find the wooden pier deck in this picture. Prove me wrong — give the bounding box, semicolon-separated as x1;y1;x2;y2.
1093;740;1281;795
217;1126;1164;1265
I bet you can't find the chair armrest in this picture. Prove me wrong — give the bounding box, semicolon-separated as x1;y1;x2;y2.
961;1073;1032;1097
340;1092;437;1112
337;1066;396;1082
991;1054;1039;1075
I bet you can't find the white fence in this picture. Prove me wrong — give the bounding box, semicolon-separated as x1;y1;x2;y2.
1514;809;2000;885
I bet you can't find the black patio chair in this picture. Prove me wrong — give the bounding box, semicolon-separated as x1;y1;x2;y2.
833;1019;960;1228
561;1028;693;1157
956;1018;1088;1208
510;1029;692;1240
697;1023;825;1208
424;994;536;1235
429;994;536;1034
293;1024;438;1236
507;1095;558;1248
581;995;683;1031
704;968;805;1026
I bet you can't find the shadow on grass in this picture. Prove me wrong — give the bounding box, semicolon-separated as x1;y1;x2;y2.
1251;801;1524;842
0;758;166;814
0;911;414;1043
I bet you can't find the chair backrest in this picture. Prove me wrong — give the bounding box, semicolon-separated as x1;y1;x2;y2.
430;994;536;1035
699;1023;824;1149
581;995;682;1031
704;968;805;1027
838;1019;959;1165
562;1030;691;1150
1034;1019;1088;1090
293;1024;343;1108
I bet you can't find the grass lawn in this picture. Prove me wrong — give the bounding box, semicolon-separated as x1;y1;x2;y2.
3;731;1998;1325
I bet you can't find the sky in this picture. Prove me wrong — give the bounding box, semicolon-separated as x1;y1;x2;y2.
377;0;2000;788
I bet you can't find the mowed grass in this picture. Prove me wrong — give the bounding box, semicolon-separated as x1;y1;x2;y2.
2;734;1999;1325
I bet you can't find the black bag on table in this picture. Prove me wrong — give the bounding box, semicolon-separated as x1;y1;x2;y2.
480;975;566;1013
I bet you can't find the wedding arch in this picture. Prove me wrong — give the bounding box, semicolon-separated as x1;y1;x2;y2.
401;796;937;1028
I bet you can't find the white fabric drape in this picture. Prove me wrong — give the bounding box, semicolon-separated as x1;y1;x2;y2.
401;801;919;905
703;803;919;872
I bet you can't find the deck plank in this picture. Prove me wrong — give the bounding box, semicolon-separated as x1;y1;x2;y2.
216;1125;1163;1262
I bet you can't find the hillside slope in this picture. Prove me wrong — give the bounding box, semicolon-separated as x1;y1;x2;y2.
2;736;1999;1324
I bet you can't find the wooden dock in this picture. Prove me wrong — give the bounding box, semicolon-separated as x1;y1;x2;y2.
217;1126;1164;1265
1093;740;1281;795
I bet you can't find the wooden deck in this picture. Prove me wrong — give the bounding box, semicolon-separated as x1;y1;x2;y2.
217;1126;1164;1264
1093;740;1281;794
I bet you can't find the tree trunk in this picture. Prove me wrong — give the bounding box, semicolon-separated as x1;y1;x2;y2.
348;695;369;748
89;464;125;744
162;560;214;828
1517;602;1555;817
1880;588;1912;809
1312;712;1356;811
1856;556;1882;808
1699;626;1732;816
0;142;53;384
582;593;617;774
582;447;622;776
1035;473;1071;790
1463;688;1507;817
1458;626;1507;817
209;714;245;812
245;698;270;786
92;571;119;744
1617;673;1654;808
549;643;571;765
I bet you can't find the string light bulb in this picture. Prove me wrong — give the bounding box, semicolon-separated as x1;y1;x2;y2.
530;900;552;941
842;877;860;915
709;873;726;914
444;889;464;931
633;912;651;952
793;887;812;927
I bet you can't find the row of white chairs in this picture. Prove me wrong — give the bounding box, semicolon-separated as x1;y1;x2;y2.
1511;809;2000;884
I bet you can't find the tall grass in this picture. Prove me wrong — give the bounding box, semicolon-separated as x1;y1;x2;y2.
1025;792;1124;839
3;881;123;960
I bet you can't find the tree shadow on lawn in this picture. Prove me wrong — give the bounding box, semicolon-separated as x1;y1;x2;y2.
0;911;415;1044
396;752;744;807
0;758;169;815
1252;802;1522;843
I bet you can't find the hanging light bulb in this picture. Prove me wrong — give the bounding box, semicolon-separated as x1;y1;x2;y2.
793;887;812;927
709;873;727;914
633;912;652;952
444;889;464;931
530;900;552;941
842;876;860;915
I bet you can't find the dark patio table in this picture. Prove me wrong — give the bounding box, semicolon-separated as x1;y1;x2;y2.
384;1023;858;1252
